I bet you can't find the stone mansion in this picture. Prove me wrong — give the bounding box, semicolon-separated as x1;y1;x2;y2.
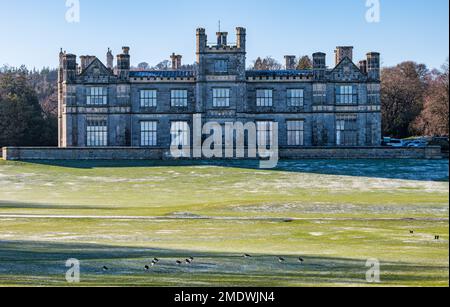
58;27;382;150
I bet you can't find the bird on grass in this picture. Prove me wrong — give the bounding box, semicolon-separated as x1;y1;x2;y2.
435;235;440;240
410;230;414;234
185;259;193;265
144;265;150;271
298;258;304;263
151;260;158;267
102;266;109;272
188;257;194;261
278;257;286;263
153;258;160;263
176;260;183;265
244;254;252;258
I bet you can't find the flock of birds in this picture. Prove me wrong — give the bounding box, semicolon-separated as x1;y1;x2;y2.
101;255;305;272
100;231;442;272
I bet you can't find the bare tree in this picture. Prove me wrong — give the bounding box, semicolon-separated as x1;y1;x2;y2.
152;60;171;71
381;61;429;138
137;62;150;71
249;56;282;70
413;60;449;136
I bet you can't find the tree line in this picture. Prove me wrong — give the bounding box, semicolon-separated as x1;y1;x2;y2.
0;66;58;147
0;59;448;148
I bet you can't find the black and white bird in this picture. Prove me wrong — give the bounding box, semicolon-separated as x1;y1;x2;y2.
102;266;109;271
244;254;252;258
185;259;192;265
144;265;150;271
176;260;183;265
188;257;194;261
278;257;286;263
298;257;304;263
153;258;160;263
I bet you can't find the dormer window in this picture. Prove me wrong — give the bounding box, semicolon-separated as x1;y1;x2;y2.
214;60;228;73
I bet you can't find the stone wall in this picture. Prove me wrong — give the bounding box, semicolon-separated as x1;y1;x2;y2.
2;146;442;161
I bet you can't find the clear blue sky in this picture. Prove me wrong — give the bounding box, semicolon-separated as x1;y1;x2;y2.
0;0;448;70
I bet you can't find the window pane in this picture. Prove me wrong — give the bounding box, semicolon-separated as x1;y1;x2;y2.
140;90;157;107
256;89;273;107
171;90;188;107
287;120;305;146
336;85;358;105
213;88;230;107
86;120;107;146
287;89;304;107
87;87;108;106
140;121;157;146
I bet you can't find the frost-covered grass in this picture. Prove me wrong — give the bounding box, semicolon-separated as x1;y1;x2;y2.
0;159;448;286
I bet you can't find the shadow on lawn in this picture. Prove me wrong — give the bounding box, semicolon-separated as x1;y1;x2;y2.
20;159;450;182
0;240;448;286
0;201;116;211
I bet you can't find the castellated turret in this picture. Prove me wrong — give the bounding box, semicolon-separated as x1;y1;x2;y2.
366;52;380;81
117;46;130;81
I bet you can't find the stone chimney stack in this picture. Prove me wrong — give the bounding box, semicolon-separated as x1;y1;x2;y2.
335;46;354;65
171;53;182;70
62;53;77;82
106;48;114;70
284;55;296;70
236;27;246;51
359;60;368;74
313;52;326;80
196;28;207;55
367;52;381;80
79;56;87;71
117;46;131;81
79;56;96;72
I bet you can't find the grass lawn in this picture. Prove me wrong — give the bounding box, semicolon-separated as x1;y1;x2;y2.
0;159;448;286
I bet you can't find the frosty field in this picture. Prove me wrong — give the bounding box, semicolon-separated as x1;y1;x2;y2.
0;159;448;286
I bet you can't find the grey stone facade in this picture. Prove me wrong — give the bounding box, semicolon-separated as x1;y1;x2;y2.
58;27;382;151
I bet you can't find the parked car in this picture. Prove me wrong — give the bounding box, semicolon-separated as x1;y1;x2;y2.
386;139;404;147
407;140;428;147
